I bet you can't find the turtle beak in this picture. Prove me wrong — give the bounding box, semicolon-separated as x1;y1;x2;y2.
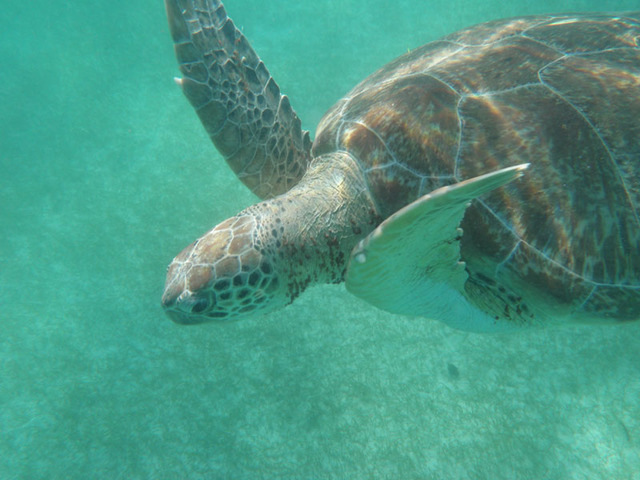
162;286;210;325
161;238;216;324
161;279;181;309
161;269;212;325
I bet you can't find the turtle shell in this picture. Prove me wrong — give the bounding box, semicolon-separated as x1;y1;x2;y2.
312;13;640;321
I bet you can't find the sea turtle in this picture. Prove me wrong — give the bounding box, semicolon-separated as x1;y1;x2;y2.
161;0;640;331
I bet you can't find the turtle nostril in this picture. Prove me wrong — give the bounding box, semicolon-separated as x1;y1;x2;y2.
161;294;176;308
161;282;183;308
191;298;209;313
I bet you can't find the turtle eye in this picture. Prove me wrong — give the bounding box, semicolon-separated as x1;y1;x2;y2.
191;298;209;314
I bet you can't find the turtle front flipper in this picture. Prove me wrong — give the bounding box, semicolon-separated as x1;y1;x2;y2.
345;164;529;331
165;0;312;198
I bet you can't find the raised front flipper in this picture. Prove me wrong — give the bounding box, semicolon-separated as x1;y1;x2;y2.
345;164;528;328
165;0;312;198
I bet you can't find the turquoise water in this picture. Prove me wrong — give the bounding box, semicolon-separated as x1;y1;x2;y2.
2;0;639;478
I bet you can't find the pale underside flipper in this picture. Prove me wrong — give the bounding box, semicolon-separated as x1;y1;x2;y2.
165;0;312;199
345;164;529;323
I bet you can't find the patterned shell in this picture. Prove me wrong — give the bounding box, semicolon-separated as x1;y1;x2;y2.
312;13;640;320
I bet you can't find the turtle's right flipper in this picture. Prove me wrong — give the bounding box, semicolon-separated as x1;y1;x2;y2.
165;0;312;198
345;164;529;324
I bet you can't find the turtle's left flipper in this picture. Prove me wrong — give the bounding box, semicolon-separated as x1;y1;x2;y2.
165;0;312;198
345;164;529;321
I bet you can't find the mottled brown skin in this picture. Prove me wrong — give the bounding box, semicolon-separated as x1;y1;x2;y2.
163;152;380;323
164;5;640;325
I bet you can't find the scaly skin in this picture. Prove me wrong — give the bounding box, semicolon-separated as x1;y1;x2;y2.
165;0;312;199
162;152;380;323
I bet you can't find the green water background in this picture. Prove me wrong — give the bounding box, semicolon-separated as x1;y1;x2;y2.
2;0;639;478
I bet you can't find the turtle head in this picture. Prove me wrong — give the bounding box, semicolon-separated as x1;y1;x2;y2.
161;213;284;324
161;152;379;324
